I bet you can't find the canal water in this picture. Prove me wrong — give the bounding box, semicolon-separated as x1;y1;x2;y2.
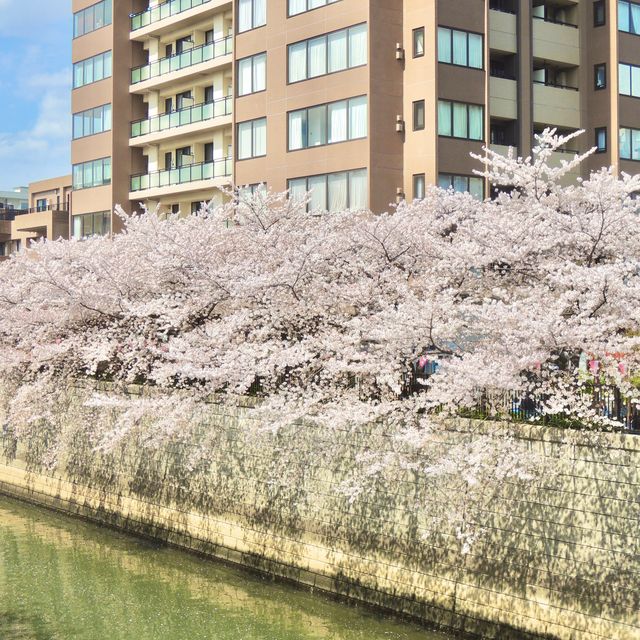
0;496;453;640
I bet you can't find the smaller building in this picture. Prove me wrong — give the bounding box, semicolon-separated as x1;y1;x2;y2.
0;187;28;212
0;176;72;258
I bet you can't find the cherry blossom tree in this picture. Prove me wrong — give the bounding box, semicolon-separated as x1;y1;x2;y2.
0;129;638;548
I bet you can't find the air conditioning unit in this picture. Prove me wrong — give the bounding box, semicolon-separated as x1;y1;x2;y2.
395;115;405;133
396;187;405;203
395;43;405;60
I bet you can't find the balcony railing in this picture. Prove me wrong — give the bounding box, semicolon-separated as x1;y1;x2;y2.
131;0;213;31
0;204;68;220
532;14;577;28
131;36;232;84
533;79;579;91
131;96;232;138
130;157;232;192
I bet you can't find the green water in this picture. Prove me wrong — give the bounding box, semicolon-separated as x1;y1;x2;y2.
0;496;452;640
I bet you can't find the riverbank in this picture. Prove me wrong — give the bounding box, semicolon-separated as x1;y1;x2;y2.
0;383;638;640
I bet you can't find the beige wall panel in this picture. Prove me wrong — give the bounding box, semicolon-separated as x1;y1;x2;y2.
70;185;113;216
72;81;113;114
72;25;113;63
489;9;517;54
533;84;581;129
489;77;518;119
438;138;484;176
438;0;485;35
532;21;580;66
72;132;113;166
439;65;485;105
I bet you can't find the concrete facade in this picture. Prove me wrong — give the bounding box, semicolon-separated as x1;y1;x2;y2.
0;382;639;640
70;0;640;221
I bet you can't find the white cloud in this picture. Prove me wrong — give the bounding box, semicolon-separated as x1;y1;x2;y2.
0;0;68;37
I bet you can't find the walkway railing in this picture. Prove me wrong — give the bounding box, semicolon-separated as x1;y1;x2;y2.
131;96;232;138
131;0;213;31
130;157;232;192
131;36;232;85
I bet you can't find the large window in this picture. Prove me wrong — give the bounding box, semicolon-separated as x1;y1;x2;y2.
619;1;640;34
619;62;640;97
288;23;368;83
595;127;607;153
288;168;367;212
288;96;367;150
438;174;484;199
620;127;640;160
237;53;267;96
72;211;111;239
288;0;339;16
593;0;606;26
73;104;112;139
437;100;484;140
72;158;111;190
413;174;426;200
237;117;267;159
73;0;112;38
73;51;112;89
238;0;266;33
413;100;425;131
437;27;483;69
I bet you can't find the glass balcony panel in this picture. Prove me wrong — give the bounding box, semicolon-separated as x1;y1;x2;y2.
131;0;216;31
203;162;214;180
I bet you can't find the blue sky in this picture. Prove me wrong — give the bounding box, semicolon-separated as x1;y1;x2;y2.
0;0;71;188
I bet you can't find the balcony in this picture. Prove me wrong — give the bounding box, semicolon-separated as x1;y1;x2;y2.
533;82;580;129
130;157;232;199
489;9;517;54
131;0;212;31
130;96;232;146
130;37;232;91
532;16;579;66
490;76;517;120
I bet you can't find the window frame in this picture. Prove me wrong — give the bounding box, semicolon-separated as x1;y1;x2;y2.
593;0;606;27
619;61;640;97
237;117;267;160
73;0;112;38
237;0;267;34
438;173;484;199
73;51;112;89
287;167;368;213
437;25;484;70
594;63;607;90
287;0;340;18
437;100;485;141
595;127;607;153
413;27;425;58
72;103;112;140
71;211;111;239
413;99;425;131
237;52;267;97
413;174;426;200
72;158;112;191
619;126;640;160
287;95;368;151
287;22;368;85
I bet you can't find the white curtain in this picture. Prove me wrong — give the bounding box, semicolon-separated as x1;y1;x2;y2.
238;57;252;95
328;30;347;72
437;100;452;136
289;42;307;82
438;174;451;190
72;215;83;239
453;102;468;138
289;110;306;150
104;52;112;78
437;28;451;63
308;175;327;212
309;0;324;8
632;65;640;97
619;64;631;96
632;3;640;34
348;24;367;67
103;104;111;131
328;101;347;143
414;28;425;57
307;105;326;146
289;0;306;15
348;96;367;139
468;105;483;140
633;129;640;161
288;178;307;206
308;36;327;77
469;178;484;200
619;2;630;32
238;0;252;32
453;175;467;193
237;121;252;159
348;169;367;210
253;118;267;156
253;0;266;28
328;172;348;211
253;53;266;92
452;30;467;66
468;33;483;69
620;128;631;160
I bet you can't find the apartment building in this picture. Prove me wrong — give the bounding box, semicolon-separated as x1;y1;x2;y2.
70;0;639;228
0;176;72;257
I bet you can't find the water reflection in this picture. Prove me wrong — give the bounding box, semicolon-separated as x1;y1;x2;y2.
0;497;451;640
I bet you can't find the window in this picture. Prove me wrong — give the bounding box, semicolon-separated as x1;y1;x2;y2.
288;96;367;150
237;117;267;159
413;174;425;200
238;0;266;33
413;100;425;131
72;104;112;139
72;211;111;239
438;100;484;140
237;52;267;96
438;174;484;199
72;158;111;190
593;0;606;26
73;51;112;89
288;0;339;16
619;62;640;97
438;27;483;69
594;63;606;90
74;0;112;37
619;127;640;160
237;183;267;204
36;199;47;212
288;23;367;83
619;1;640;34
288;168;367;212
413;28;425;57
595;127;607;152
